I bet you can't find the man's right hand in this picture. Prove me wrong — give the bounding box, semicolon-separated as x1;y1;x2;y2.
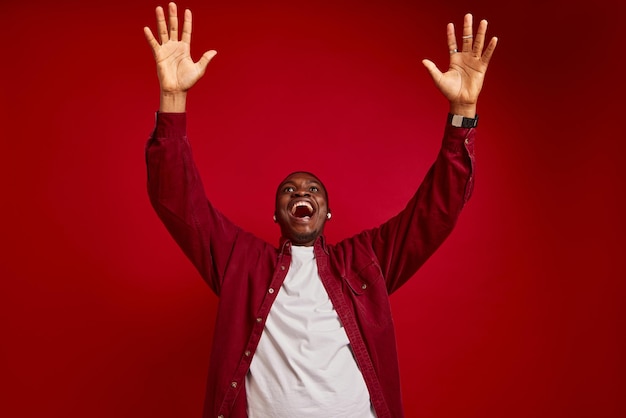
144;2;217;112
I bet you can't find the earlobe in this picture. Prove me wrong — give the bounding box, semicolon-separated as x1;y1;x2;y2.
327;212;332;220
273;215;277;222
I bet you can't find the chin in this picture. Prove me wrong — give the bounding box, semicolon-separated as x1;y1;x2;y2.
288;231;321;246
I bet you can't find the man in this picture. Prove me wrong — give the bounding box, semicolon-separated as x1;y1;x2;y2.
144;3;497;417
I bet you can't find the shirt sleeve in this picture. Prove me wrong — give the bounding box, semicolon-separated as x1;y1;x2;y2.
145;112;242;294
365;123;476;294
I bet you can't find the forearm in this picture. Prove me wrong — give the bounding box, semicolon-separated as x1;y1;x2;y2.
146;113;237;292
146;113;207;271
372;121;476;292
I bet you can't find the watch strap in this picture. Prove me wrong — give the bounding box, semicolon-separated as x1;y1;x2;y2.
448;113;479;128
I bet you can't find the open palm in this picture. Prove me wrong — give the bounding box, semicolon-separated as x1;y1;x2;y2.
143;2;216;94
422;14;497;109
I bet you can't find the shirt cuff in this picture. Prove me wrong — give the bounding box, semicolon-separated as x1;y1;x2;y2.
443;122;475;153
155;112;187;139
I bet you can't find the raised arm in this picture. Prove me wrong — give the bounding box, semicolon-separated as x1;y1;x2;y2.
422;13;498;117
144;4;233;292
360;15;498;292
143;2;217;112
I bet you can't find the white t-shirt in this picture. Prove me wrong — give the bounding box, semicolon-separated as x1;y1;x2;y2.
246;245;376;417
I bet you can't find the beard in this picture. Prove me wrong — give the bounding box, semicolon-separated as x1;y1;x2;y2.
289;230;321;245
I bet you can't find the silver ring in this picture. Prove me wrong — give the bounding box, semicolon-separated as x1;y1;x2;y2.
462;35;473;39
449;49;458;54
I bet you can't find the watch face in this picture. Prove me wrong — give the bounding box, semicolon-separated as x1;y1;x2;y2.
451;114;465;127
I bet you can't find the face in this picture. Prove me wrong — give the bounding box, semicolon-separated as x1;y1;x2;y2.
275;172;330;246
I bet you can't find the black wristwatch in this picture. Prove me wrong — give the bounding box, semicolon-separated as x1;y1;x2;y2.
447;113;479;128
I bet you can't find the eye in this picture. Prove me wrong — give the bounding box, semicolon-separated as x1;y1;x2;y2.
309;186;319;192
283;186;295;193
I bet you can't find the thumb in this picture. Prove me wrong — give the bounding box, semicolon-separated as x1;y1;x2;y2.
421;59;442;82
196;50;217;76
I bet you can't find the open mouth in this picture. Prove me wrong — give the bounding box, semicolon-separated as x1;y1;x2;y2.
291;201;314;220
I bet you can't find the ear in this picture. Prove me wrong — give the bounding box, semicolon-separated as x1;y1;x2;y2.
273;214;277;223
326;212;332;220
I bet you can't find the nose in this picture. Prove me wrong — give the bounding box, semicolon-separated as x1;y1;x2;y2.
292;188;310;197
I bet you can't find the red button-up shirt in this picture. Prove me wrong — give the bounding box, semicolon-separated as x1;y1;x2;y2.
146;112;475;418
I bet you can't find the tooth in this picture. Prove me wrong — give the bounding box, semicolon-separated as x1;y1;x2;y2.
292;201;313;214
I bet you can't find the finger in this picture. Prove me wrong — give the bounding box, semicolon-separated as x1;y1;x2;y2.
422;59;443;83
481;37;498;66
168;2;179;41
446;23;458;55
461;13;473;53
143;26;160;55
181;9;192;44
473;19;488;56
155;6;168;44
197;50;218;76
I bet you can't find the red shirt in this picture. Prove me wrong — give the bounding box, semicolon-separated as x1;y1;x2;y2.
146;112;475;418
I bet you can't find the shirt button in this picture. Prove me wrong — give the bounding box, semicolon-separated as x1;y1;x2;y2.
361;283;367;290
231;381;237;388
280;265;286;270
244;350;251;357
268;288;274;294
464;138;469;144
256;317;262;323
218;415;224;418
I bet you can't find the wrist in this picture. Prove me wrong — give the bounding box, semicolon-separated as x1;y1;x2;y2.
448;103;477;119
160;91;187;113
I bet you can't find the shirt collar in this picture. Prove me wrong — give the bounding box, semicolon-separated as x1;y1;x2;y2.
278;235;329;255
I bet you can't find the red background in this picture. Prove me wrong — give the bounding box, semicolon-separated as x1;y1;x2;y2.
2;0;625;417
